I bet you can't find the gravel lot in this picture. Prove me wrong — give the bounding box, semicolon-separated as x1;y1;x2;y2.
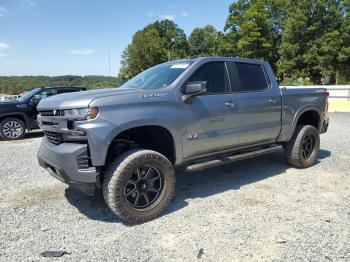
0;113;349;261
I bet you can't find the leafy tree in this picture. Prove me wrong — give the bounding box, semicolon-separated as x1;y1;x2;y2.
150;20;190;59
224;0;282;67
188;25;238;58
121;27;166;78
215;31;238;57
188;25;218;57
278;0;347;84
337;0;350;83
119;20;189;80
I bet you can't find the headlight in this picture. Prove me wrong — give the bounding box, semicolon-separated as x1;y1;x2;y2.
62;107;99;120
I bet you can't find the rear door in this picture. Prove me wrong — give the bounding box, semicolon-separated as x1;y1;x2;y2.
181;62;241;159
230;62;281;145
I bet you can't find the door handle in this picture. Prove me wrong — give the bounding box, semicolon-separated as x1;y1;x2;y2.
225;101;237;108
268;98;278;104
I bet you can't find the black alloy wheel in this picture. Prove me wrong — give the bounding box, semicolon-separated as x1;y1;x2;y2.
124;165;163;209
103;149;176;223
301;134;315;160
285;125;320;168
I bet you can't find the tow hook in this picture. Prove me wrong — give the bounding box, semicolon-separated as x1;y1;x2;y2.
96;174;102;189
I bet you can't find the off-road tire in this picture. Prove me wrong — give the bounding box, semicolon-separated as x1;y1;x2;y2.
0;117;26;140
285;125;320;168
103;149;176;223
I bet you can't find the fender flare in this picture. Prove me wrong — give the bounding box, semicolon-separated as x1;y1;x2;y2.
105;121;182;164
287;105;321;141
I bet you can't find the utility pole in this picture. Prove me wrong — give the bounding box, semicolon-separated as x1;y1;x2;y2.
108;48;111;88
168;38;174;61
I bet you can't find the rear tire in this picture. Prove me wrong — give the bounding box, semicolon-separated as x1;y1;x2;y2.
0;117;26;140
285;125;320;168
103;149;176;223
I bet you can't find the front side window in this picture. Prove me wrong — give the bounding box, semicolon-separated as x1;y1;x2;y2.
39;89;57;99
234;63;269;92
188;62;230;94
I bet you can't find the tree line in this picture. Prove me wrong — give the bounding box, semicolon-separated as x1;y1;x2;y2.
0;75;122;95
1;0;349;95
119;0;350;85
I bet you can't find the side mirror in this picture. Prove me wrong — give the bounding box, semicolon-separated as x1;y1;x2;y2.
182;81;207;103
29;95;40;107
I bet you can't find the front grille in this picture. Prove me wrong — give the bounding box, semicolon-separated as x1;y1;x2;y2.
40;110;61;117
44;131;63;145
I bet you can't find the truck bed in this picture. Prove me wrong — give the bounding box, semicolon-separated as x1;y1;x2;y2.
278;86;328;142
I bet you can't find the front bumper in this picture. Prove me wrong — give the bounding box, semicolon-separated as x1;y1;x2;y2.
37;138;97;195
321;117;329;134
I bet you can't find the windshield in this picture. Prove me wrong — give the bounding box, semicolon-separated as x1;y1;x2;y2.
17;88;41;102
121;61;192;90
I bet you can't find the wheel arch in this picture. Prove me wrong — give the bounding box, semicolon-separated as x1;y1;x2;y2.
0;113;28;129
288;106;321;141
105;124;178;165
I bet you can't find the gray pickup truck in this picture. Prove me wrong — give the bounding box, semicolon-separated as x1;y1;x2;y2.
37;57;329;223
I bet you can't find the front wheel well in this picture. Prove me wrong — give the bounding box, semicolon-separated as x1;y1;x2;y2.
105;125;176;165
296;110;320;130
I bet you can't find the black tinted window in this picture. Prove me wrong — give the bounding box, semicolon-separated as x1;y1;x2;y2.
188;62;230;94
57;88;80;94
39;89;57;99
235;63;269;91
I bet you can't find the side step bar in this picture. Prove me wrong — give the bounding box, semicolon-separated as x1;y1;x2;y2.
186;145;283;172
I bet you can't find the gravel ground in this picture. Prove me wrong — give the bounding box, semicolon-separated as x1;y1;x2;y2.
0;113;349;261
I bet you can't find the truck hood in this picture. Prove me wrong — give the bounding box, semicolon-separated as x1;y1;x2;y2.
37;88;140;110
0;100;24;115
0;100;16;105
0;99;17;103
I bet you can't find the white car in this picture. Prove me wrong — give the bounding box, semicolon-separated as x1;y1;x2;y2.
0;95;21;101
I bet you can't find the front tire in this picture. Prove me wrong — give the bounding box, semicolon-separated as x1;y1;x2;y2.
0;117;26;140
285;125;320;168
103;149;176;223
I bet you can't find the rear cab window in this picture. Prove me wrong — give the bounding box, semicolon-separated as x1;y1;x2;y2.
231;62;270;92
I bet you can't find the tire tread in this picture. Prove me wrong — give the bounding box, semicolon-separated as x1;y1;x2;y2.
285;125;320;168
103;149;175;223
0;117;26;140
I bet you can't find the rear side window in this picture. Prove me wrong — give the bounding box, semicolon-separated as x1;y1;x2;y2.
235;63;269;92
188;62;230;94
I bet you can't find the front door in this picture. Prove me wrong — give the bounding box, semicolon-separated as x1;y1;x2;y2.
181;62;241;159
28;89;58;127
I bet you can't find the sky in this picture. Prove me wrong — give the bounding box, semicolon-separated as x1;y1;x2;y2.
0;0;233;76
